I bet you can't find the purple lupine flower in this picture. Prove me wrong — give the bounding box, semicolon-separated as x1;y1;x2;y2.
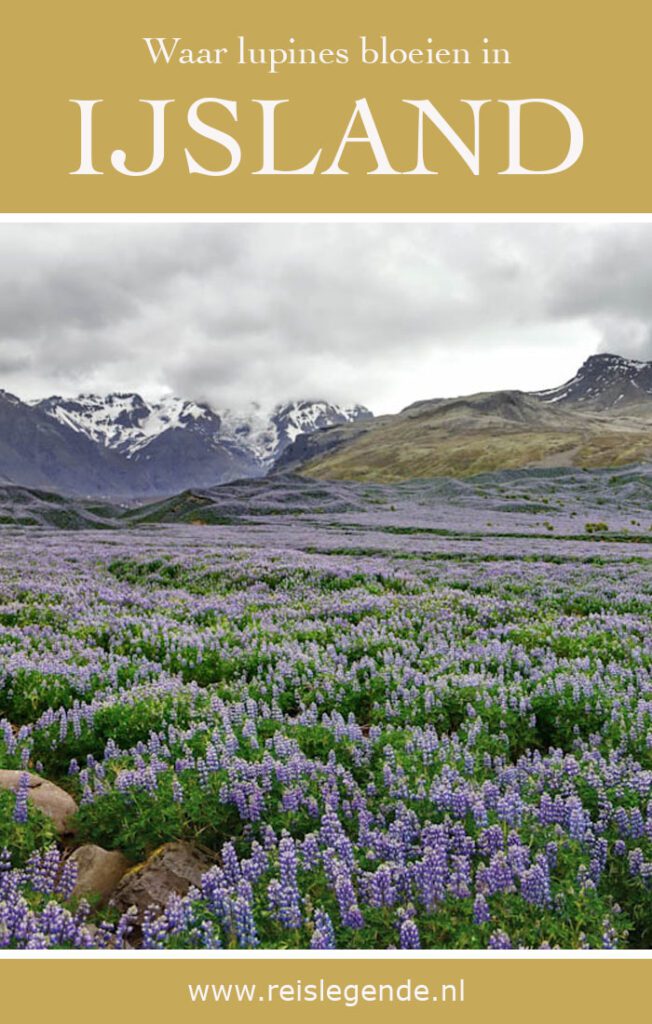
334;869;364;930
488;930;512;950
473;893;491;925
601;919;618;950
232;883;259;948
412;843;448;908
399;918;421;950
310;908;336;950
57;858;78;899
520;860;551;907
13;772;30;824
369;864;397;908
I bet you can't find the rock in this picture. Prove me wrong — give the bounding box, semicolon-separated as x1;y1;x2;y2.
110;842;215;919
0;769;77;834
70;845;130;903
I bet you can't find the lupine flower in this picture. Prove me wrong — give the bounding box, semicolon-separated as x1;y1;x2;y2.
13;772;30;824
310;908;336;950
488;930;513;950
473;893;491;925
399;918;421;950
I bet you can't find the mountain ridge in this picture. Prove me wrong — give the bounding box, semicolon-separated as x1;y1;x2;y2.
4;353;652;494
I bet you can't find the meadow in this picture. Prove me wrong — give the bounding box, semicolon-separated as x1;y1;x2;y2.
1;472;651;949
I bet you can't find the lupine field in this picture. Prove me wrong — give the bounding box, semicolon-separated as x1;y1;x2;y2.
1;470;652;950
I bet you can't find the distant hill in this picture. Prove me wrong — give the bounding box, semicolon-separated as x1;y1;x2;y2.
277;355;652;482
0;485;121;529
3;463;652;532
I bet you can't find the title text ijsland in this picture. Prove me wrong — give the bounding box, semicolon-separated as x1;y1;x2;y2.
69;97;583;177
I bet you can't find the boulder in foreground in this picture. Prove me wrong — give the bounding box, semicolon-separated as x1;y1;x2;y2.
70;844;130;903
0;769;77;834
109;841;215;920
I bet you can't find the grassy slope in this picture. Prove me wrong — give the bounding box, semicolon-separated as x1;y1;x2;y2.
296;394;652;482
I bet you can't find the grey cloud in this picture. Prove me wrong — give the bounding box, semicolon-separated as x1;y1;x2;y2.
0;222;650;412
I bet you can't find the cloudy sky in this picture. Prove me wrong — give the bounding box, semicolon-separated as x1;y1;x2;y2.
0;221;649;414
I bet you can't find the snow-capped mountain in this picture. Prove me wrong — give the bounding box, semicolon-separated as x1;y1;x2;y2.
533;353;652;410
220;400;372;467
34;393;222;456
35;393;372;467
8;392;373;496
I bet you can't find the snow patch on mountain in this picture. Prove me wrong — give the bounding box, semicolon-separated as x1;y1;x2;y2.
34;393;219;457
219;404;280;465
216;400;372;466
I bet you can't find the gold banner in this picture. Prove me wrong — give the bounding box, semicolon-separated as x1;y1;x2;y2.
0;957;648;1022
0;0;650;211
